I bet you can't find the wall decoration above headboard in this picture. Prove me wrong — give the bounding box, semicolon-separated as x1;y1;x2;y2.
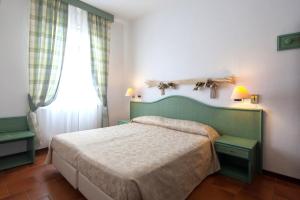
145;76;235;98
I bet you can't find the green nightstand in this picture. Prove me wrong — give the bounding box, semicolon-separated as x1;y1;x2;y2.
117;120;130;125
215;135;258;183
0;116;35;171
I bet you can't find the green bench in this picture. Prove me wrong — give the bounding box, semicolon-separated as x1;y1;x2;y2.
0;116;35;170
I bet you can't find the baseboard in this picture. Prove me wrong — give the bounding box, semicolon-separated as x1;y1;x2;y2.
263;170;300;185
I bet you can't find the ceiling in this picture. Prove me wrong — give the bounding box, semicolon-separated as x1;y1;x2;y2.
82;0;171;20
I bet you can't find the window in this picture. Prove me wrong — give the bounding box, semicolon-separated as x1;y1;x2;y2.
36;6;101;147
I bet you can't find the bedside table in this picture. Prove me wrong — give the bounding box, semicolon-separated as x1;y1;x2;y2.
117;120;130;125
215;135;258;183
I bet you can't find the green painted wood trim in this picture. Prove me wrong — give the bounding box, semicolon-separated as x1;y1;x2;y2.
277;32;300;51
62;0;114;22
0;151;34;171
118;120;130;125
0;116;29;133
218;163;249;182
0;116;35;170
130;95;263;171
216;135;257;150
0;131;35;143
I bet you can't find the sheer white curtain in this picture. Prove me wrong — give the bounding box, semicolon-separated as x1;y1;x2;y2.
37;5;101;148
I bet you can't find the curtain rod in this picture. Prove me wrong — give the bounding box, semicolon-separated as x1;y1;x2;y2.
62;0;114;22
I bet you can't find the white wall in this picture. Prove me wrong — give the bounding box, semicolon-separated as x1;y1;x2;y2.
108;19;131;125
0;0;29;118
130;0;300;178
0;0;129;125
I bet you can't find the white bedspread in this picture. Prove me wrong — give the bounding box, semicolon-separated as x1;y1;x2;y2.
46;124;144;168
47;117;220;200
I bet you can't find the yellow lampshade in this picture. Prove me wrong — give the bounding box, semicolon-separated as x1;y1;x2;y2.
231;86;250;100
125;88;135;97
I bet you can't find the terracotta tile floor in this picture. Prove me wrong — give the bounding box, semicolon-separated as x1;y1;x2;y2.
0;149;299;200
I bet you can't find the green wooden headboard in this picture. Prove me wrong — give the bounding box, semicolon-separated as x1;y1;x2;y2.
130;95;263;168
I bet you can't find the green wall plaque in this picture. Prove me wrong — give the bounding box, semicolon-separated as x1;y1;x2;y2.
277;32;300;51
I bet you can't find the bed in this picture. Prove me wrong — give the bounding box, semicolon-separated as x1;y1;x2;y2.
46;96;263;200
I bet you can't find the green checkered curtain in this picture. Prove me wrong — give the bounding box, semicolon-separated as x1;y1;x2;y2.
88;13;111;127
28;0;68;111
